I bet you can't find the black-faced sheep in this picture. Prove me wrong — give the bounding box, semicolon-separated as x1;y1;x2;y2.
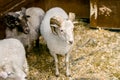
4;7;45;52
4;8;30;34
0;38;28;80
40;7;75;77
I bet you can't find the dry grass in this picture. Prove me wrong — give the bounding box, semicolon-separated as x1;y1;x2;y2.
27;21;120;80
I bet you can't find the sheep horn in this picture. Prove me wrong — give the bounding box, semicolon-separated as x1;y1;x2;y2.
50;16;64;27
50;16;64;35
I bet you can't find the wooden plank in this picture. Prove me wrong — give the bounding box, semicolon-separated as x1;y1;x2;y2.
90;0;120;29
90;0;98;28
98;0;120;29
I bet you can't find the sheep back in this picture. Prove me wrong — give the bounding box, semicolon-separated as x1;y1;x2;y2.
0;38;28;79
26;7;45;40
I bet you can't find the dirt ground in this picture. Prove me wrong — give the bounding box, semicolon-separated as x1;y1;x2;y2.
27;21;120;80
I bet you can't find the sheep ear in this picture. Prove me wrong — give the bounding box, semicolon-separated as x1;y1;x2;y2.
68;12;75;22
19;7;26;19
21;7;26;15
14;13;20;18
7;12;20;18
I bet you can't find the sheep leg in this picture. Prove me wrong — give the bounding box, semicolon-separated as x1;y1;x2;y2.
52;53;59;77
12;64;27;80
23;58;29;74
65;53;71;77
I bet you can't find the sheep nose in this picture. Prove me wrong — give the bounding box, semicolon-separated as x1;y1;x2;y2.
69;41;73;44
25;76;28;79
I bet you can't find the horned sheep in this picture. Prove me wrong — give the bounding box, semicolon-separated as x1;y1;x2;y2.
40;7;75;77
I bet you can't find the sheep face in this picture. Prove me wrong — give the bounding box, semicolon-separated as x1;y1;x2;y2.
18;14;30;34
4;8;30;34
0;64;27;80
58;20;74;44
50;16;74;45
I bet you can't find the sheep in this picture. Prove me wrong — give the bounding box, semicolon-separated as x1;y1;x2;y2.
0;38;28;80
4;7;45;52
40;7;75;77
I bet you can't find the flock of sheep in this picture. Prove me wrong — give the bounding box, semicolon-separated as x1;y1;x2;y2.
0;7;75;80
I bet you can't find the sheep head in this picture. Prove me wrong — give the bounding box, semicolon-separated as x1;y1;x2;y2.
50;12;75;45
4;7;30;34
4;12;20;29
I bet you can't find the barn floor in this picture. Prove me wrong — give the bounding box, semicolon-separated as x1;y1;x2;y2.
27;21;120;80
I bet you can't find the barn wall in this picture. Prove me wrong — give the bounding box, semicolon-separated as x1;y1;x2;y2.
43;0;90;18
0;0;90;18
90;0;120;29
25;0;90;18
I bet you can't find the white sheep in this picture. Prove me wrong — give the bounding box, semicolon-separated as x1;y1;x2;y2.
40;7;75;77
5;7;45;52
0;38;28;80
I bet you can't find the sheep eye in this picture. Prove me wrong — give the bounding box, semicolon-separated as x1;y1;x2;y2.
25;76;28;79
15;21;19;25
26;15;30;18
60;30;63;32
